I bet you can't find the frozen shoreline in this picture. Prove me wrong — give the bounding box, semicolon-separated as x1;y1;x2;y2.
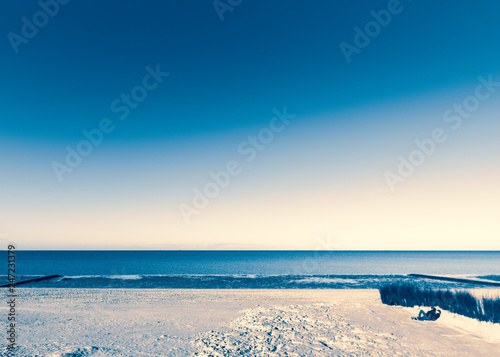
3;288;500;356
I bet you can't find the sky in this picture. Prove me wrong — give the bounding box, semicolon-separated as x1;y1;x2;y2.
0;0;499;250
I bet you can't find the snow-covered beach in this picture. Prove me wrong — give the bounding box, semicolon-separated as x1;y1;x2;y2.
5;288;500;356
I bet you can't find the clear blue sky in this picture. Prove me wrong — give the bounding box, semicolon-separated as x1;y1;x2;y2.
1;1;499;249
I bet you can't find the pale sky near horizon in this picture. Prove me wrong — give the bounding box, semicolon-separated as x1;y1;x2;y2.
1;1;499;250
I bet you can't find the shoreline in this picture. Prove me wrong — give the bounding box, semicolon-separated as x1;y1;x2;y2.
4;288;500;356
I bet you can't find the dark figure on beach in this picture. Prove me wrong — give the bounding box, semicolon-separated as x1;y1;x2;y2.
412;307;441;321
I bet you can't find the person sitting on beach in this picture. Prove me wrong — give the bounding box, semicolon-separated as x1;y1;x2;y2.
412;307;441;321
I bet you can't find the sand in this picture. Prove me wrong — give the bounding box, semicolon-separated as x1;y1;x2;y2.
3;288;500;356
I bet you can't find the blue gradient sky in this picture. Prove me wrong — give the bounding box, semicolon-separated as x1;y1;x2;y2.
1;1;499;249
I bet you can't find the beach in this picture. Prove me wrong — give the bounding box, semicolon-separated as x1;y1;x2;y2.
6;288;500;356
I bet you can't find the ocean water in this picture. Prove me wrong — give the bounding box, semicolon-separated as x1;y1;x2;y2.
4;250;500;289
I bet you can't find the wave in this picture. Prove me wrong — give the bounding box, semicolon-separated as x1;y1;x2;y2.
294;277;360;284
3;274;486;290
476;275;500;282
63;275;143;280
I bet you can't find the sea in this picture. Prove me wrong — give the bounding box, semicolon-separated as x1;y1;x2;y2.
5;250;500;289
